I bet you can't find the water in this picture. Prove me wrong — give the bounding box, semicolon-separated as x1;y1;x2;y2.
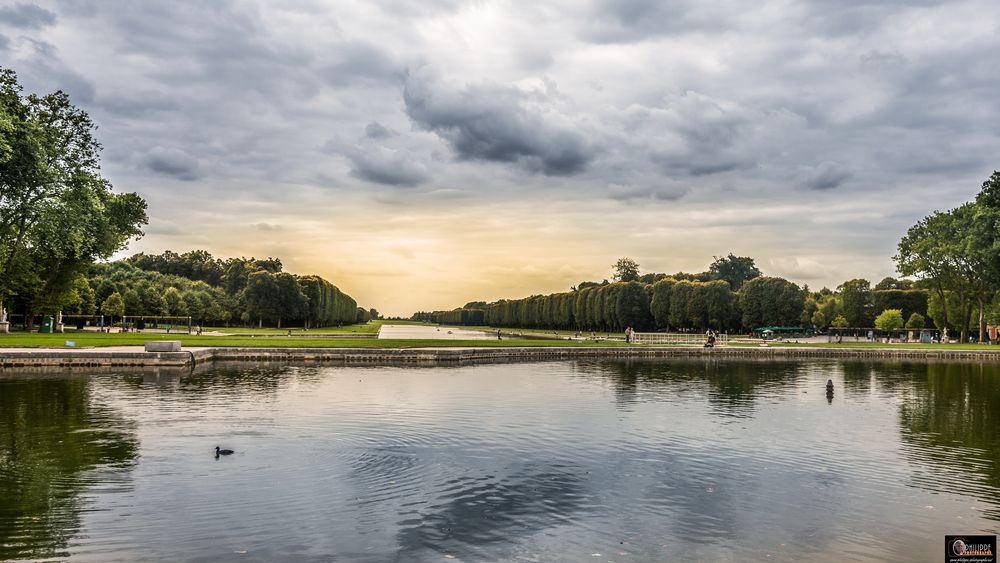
1;359;998;562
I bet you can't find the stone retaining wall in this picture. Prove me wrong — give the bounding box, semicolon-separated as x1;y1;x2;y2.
2;345;1000;372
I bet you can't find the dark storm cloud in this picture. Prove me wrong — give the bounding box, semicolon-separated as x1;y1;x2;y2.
628;91;773;178
583;0;734;42
802;162;852;191
347;147;429;187
364;121;395;140
11;0;999;276
144;148;201;181
403;71;594;176
0;3;56;29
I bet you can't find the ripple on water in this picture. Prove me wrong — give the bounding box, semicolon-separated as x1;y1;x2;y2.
2;359;1000;562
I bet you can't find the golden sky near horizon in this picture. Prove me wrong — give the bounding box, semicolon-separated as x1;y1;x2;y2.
123;193;912;316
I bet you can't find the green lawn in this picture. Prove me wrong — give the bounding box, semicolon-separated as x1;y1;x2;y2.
0;332;629;349
5;329;998;351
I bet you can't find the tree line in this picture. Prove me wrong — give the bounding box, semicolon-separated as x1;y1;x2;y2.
57;250;369;328
415;254;947;335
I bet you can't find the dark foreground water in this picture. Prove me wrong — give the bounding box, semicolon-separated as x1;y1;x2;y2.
1;360;998;562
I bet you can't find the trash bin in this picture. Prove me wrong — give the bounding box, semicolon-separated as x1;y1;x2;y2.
41;315;54;333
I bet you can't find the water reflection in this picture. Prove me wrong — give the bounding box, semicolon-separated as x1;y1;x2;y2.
579;358;806;417
898;362;1000;521
0;377;139;561
1;359;1000;561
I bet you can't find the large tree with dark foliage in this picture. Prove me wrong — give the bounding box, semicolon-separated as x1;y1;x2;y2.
708;254;761;291
0;67;147;324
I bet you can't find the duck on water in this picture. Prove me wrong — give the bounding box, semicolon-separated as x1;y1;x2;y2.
215;446;234;457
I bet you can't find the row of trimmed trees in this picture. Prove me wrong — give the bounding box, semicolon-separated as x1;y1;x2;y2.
418;254;943;334
57;252;365;328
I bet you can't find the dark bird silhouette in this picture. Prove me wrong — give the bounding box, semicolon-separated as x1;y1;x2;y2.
215;446;234;457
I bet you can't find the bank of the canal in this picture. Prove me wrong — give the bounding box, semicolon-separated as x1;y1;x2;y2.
3;344;1000;370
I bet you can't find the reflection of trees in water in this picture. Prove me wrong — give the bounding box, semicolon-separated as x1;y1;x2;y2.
840;360;918;396
576;359;804;415
897;362;1000;517
0;378;139;560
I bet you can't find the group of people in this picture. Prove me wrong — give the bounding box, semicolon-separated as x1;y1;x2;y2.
624;326;636;344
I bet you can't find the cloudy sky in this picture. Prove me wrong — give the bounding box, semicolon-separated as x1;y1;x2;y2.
2;0;998;315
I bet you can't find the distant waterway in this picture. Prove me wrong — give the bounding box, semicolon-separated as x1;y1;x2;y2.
377;324;494;339
1;359;998;562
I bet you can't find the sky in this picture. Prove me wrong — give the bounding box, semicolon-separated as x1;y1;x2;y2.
2;0;999;316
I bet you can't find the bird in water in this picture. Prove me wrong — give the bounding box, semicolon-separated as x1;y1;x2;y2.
215;446;234;457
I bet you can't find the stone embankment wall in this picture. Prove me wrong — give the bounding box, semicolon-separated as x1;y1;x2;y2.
2;346;1000;372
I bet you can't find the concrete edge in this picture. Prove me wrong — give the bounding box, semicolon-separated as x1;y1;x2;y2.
2;345;1000;371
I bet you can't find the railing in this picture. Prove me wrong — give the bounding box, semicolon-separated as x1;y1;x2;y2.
631;332;728;345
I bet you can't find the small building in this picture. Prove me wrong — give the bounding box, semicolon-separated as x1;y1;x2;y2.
757;326;810;340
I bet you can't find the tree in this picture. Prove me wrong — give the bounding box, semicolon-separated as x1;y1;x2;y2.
905;313;925;330
100;292;125;323
875;277;913;290
708;254;761;291
738;277;804;328
274;272;307;328
702;280;735;330
649;278;676;329
896;202;992;343
838;279;873;327
874;309;904;337
163;287;186;316
356;307;371;324
123;289;142;316
831;315;849;329
0;67;147;320
613;257;640;282
241;270;280;327
615;281;652;330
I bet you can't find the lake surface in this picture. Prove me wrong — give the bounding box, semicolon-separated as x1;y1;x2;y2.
1;359;998;562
